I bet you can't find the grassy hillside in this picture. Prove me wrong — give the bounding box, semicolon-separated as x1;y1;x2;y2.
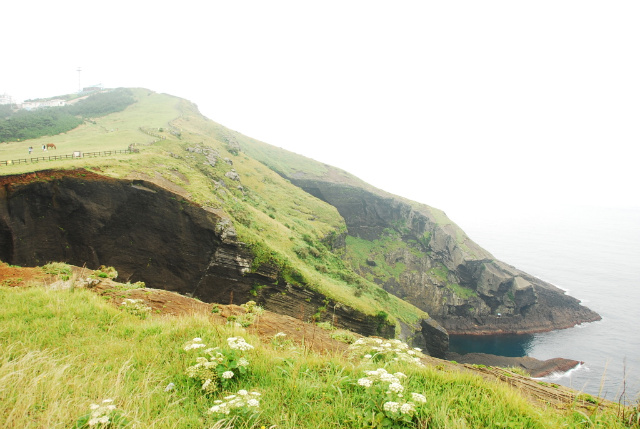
0;275;634;428
1;90;637;427
0;89;426;329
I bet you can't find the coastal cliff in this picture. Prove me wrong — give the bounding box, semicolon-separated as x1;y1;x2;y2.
0;170;447;353
0;90;601;358
287;175;600;334
236;140;601;335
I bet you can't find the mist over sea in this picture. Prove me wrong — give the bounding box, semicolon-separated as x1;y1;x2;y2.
446;204;640;401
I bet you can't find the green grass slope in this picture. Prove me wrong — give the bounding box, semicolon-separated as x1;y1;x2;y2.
0;88;426;329
0;283;631;428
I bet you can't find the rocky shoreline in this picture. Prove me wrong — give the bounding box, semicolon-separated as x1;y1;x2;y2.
445;351;582;378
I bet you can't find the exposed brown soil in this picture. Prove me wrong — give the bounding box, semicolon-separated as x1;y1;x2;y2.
92;279;352;356
0;262;618;414
125;170;191;200
0;262;49;287
0;168;107;187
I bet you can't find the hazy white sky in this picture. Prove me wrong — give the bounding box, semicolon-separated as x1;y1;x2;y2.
2;1;639;223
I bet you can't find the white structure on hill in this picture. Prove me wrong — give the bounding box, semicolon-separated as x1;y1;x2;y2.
20;99;67;110
0;93;13;105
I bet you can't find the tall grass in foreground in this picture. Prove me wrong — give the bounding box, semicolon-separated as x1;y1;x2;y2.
0;286;632;428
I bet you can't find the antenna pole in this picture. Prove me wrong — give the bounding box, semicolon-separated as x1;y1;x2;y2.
77;67;82;93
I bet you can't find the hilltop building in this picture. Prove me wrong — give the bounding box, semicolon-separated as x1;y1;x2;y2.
80;84;104;94
0;93;14;105
20;99;67;110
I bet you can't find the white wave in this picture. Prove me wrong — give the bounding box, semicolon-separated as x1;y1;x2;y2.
534;363;590;382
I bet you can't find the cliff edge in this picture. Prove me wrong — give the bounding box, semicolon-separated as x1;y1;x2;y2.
237;140;601;335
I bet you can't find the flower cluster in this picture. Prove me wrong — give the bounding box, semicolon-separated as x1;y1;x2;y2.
184;337;206;351
88;399;117;426
73;398;129;428
184;337;253;392
349;337;425;366
356;368;427;423
120;298;152;319
208;389;261;416
227;336;255;351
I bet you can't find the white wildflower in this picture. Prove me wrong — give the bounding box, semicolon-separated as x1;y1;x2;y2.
87;400;116;427
393;372;407;379
411;392;427;403
358;378;373;387
227;337;254;351
222;371;234;379
274;332;287;338
209;389;261;415
383;401;400;413
388;382;404;393
184;341;206;351
380;373;399;383
400;402;416;415
238;357;249;367
364;354;372;359
164;382;175;391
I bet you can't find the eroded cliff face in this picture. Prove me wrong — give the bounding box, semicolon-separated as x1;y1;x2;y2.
0;170;448;355
285;176;601;335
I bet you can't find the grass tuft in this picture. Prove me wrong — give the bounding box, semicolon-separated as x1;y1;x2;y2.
0;285;631;428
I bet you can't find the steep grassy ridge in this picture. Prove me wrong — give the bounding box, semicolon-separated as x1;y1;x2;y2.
0;88;600;340
233;130;600;334
0;89;429;339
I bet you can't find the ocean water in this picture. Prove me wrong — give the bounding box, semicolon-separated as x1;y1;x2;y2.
446;204;640;401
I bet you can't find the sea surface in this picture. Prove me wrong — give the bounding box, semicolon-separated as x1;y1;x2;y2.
445;204;640;402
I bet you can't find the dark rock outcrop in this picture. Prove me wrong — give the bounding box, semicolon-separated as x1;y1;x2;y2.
0;170;433;348
398;317;449;359
446;352;582;378
282;174;601;335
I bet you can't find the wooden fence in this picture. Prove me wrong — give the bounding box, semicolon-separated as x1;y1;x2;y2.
0;149;135;166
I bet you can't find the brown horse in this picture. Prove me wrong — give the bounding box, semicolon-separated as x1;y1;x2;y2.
46;143;56;150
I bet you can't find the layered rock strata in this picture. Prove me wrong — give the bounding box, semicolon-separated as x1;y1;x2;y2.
0;170;447;354
283;175;601;335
